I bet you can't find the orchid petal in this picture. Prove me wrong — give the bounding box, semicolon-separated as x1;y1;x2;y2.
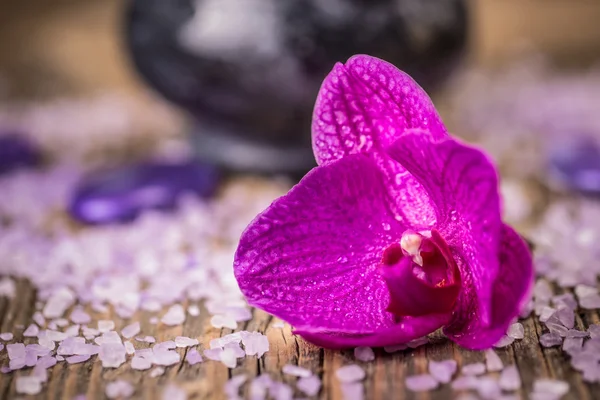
234;154;445;345
386;131;502;325
311;55;447;165
443;224;534;349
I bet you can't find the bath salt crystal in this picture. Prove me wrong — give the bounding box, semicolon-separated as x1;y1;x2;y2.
407;337;429;348
272;321;284;329
106;380;134;399
340;382;364;400
556;307;575;329
476;377;501;399
507;322;525;339
282;364;312;378
220;347;237;368
99;343;126;368
187;305;200;317
224;375;247;399
16;376;42;395
428;360;457;383
37;355;57;369
589;324;600;339
53;318;69;327
241;331;269;357
203;348;222;361
210;314;237;330
98;320;115;333
67;355;91;364
137;336;155;343
121;322;140;339
154;341;176;351
43;288;75;319
383;344;407;353
23;324;39;337
9;358;26;370
131;356;152;370
224;342;245;358
575;284;597;298
46;330;68;342
70;308;91;324
0;332;13;341
539;307;556;322
268;381;293;400
534;280;553;301
566;329;588;338
91;302;108;313
162;384;188;400
97;331;122;345
579;294;600;309
499;366;521;391
336;364;365;383
124;341;135;355
297;375;321;396
519;300;534;318
406;374;439;392
552;293;577;310
532;379;569;398
32;365;48;383
354;347;375;362
33;312;45;327
175;336;199;348
7;343;25;359
153;350;180;366
494;335;514;348
249;374;273;399
212;332;242;348
563;337;583;355
64;325;80;338
185;349;203;365
461;363;486;376
451;376;479;390
149;367;165;378
149;317;159;324
73;343;100;356
485;349;504;372
0;277;15;298
162;305;186;326
545;316;569;337
539;332;563;347
226;307;252;322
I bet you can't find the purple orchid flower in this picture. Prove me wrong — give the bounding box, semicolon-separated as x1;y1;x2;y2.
234;55;533;350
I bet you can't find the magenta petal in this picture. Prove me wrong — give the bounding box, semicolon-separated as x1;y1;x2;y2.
311;55;447;166
443;224;533;349
234;153;445;345
386;131;502;325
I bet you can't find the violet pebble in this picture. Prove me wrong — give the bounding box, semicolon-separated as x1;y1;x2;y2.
0;134;40;175
68;160;219;224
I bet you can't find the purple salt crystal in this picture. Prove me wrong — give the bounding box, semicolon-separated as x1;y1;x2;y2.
282;364;312;378
567;329;588;338
226;307;253;322
563;337;583;355
53;318;69;327
7;343;25;359
354;347;375;362
37;355;57;369
210;314;237;329
99;343;126;368
175;336;199;348
131;356;152;370
43;288;75;319
428;360;457;383
493;335;515;348
185;349;203;365
461;362;486;376
538;306;556;323
121;322;140;339
507;322;525;339
556;307;575;329
162;304;186;326
46;330;68;342
73;343;100;356
539;332;563;347
549;136;600;194
149;317;159;324
82;327;100;338
570;352;598;371
9;357;26;370
336;365;365;383
268;382;293;400
70;308;91;324
580;294;600;309
68;160;219;224
58;337;85;355
187;305;200;317
26;344;51;357
98;320;115;332
15;376;42;395
240;331;269;357
136;336;155;343
532;379;569;398
0;134;40;175
340;382;364;400
203;348;222;361
224;374;247;400
23;324;39;337
552;293;577;310
476;377;501;399
407;337;429;348
67;355;91;364
100;331;122;344
0;332;14;341
575;284;597;298
32;364;48;383
249;375;273;400
162;384;188;400
106;380;135;399
220;348;237;368
589;324;600;339
153;349;180;366
545;315;569;337
406;374;439;392
297;375;321;396
32;311;45;327
519;299;534;318
149;367;165;378
0;277;15;298
24;349;37;367
224;342;246;358
485;349;504;372
451;376;479;390
37;331;55;350
534;280;553;302
154;341;176;351
124;341;135;355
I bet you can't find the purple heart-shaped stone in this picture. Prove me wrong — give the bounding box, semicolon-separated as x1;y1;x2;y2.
0;134;40;175
69;160;220;224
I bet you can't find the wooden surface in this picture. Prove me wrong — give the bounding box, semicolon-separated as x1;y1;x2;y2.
0;192;599;400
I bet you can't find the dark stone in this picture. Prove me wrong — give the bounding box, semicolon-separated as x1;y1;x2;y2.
0;133;40;175
68;160;220;224
124;0;467;173
548;136;600;194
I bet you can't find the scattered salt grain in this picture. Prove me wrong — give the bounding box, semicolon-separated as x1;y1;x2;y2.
579;294;600;309
131;356;152;370
67;355;91;364
567;329;588;338
187;304;200;317
494;335;515;348
23;324;39;337
98;320;115;333
461;362;486;376
43;287;75;319
428;360;457;383
121;322;140;339
124;341;135;355
0;332;13;341
406;374;439;392
162;304;186;326
249;374;272;399
175;336;199;348
353;347;375;362
539;307;556;322
136;336;155;343
56;355;64;361
106;380;134;399
340;382;364;400
210;314;237;330
241;331;269;357
186;349;203;365
451;376;479;390
0;277;15;298
297;375;321;396
16;376;42;395
575;284;597;298
589;324;600;339
507;322;525;339
563;337;583;355
552;293;577;310
224;374;247;399
33;311;45;327
532;379;569;398
282;364;312;378
70;308;91;324
485;349;504;372
539;332;563;347
149;367;165;377
227;307;253;322
556;307;575;329
220;347;237;368
162;384;188;400
203;348;222;361
545;316;569;337
7;343;25;359
336;364;365;383
153;349;180;366
269;381;293;400
99;343;126;368
476;377;501;399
